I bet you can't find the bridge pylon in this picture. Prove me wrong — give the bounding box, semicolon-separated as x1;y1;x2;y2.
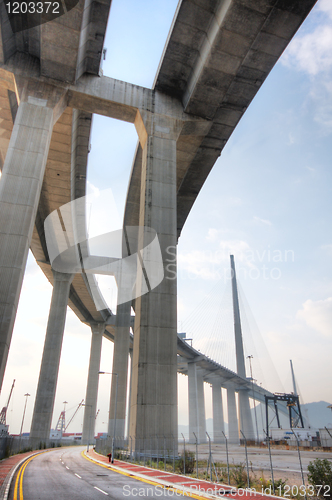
230;255;255;442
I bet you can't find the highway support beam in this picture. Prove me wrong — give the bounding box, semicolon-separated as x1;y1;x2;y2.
238;389;255;441
227;387;239;444
108;293;131;442
30;270;73;444
188;362;206;444
126;349;133;440
129;112;180;451
0;83;67;391
188;362;199;443
212;381;224;443
82;322;105;444
197;370;207;443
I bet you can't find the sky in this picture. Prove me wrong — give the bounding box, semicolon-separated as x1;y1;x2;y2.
1;0;332;436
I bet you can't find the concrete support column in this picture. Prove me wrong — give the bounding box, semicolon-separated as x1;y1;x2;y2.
82;322;105;444
129;113;180;451
197;371;206;443
108;296;131;441
188;362;199;443
30;270;73;443
0;89;66;390
212;381;224;443
126;349;133;439
238;390;255;440
227;387;239;444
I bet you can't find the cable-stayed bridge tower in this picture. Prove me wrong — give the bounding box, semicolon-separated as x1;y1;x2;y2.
230;255;255;441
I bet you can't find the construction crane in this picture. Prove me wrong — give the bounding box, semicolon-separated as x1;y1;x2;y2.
0;379;15;426
65;400;84;431
55;401;68;434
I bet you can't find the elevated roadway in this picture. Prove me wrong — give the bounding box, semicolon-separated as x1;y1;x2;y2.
0;0;315;437
0;0;317;334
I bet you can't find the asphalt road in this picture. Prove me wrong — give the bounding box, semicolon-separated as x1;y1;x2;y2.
8;446;170;499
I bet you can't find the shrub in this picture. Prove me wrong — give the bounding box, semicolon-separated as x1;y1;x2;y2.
176;450;195;474
273;478;288;495
231;462;247;488
308;459;332;499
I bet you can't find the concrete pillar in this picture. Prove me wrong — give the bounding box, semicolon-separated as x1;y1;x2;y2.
188;362;199;443
108;295;131;441
129;113;180;450
197;370;206;443
126;349;133;439
30;270;73;443
212;381;224;443
238;390;255;440
82;322;105;445
227;387;239;444
0;89;66;390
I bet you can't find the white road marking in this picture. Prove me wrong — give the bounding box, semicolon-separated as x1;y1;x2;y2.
66;466;70;470
75;474;82;479
94;486;108;495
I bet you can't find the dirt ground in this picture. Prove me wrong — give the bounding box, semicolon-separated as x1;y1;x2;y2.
185;442;332;492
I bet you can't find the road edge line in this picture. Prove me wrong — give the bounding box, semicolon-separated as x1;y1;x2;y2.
0;450;50;500
82;451;227;500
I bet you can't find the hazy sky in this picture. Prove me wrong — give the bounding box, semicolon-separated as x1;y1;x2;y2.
1;0;332;436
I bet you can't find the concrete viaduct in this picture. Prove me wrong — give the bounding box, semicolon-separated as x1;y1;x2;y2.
0;0;317;450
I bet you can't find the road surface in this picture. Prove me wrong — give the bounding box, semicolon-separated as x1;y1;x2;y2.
9;446;168;499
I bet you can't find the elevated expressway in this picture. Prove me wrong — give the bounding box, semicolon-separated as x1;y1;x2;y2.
0;0;315;440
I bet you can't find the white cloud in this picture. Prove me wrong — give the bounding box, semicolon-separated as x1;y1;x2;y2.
218;239;252;259
280;4;332;134
287;132;296;145
297;297;332;337
178;239;254;280
206;228;220;242
282;24;332;75
253;216;272;226
319;0;332;20
321;244;332;256
85;184;121;238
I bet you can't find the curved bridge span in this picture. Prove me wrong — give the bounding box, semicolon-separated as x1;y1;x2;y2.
0;0;315;447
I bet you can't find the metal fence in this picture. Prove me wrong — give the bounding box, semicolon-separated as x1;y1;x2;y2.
93;429;326;495
0;436;82;460
95;436;180;471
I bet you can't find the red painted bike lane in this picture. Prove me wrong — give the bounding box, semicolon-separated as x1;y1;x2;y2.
86;449;282;500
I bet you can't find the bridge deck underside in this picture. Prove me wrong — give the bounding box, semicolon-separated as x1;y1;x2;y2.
0;0;317;409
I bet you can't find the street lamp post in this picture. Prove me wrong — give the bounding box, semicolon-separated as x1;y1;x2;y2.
99;371;118;464
19;393;30;451
82;404;93;452
20;393;30;437
247;355;259;443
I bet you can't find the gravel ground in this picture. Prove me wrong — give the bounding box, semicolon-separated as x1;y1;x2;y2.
184;443;332;491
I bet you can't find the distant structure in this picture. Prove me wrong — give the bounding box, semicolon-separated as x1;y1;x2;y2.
230;255;255;441
0;379;15;436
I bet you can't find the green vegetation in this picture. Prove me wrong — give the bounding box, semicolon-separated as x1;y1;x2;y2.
176;450;195;474
308;459;332;499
